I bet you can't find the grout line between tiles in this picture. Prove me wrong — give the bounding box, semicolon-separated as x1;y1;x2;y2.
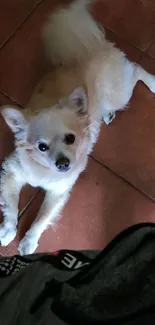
145;38;155;54
103;25;155;62
0;91;24;108
90;155;155;203
103;24;145;54
0;0;44;51
18;190;41;220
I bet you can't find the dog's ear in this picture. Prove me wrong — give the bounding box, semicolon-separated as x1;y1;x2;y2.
69;87;87;115
1;106;26;134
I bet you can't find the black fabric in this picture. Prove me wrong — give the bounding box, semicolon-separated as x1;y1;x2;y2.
50;223;155;325
0;223;155;324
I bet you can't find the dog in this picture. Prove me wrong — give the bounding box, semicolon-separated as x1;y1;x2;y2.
0;0;155;255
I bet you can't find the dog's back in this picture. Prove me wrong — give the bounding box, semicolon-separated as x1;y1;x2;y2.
43;0;104;66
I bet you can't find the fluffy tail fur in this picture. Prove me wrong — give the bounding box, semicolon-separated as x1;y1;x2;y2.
43;0;104;65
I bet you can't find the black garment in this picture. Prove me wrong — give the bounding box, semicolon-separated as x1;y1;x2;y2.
0;223;155;324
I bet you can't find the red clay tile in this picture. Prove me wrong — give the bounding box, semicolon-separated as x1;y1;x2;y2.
139;53;155;75
0;0;64;106
147;41;155;58
93;56;155;198
2;158;155;256
0;0;42;48
93;0;155;51
105;28;142;63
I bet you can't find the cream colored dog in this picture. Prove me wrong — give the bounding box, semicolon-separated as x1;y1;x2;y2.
0;0;155;255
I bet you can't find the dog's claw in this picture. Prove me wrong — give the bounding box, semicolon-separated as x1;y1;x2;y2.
102;112;116;125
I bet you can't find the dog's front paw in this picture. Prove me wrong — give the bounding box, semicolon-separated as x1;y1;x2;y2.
0;224;17;246
102;112;116;125
18;236;38;255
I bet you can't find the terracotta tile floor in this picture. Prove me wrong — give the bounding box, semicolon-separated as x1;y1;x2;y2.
0;0;155;256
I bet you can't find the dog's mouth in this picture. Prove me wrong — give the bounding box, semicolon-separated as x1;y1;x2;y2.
26;149;72;172
57;166;71;173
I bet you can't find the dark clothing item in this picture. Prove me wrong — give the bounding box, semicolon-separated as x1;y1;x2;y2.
0;223;155;324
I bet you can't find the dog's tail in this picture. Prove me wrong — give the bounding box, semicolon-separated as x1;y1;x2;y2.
43;0;104;65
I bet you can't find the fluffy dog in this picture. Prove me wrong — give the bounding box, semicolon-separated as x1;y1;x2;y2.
0;0;155;255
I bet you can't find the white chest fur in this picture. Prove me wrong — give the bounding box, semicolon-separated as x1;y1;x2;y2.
16;150;79;195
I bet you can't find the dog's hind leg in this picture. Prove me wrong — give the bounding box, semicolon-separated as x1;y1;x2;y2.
134;65;155;93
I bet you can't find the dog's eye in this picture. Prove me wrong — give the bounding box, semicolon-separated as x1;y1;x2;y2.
64;134;75;145
38;143;49;152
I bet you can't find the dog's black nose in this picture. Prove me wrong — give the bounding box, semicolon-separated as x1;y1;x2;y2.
56;157;70;172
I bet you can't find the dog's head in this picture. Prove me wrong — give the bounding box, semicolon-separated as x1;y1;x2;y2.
1;87;90;173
